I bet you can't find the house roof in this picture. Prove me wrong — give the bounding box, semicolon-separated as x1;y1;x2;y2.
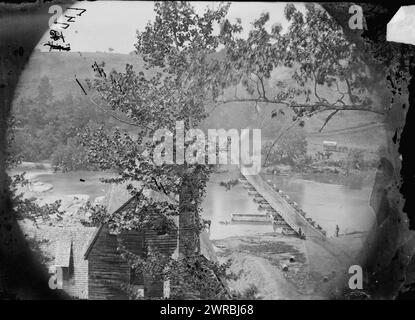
84;181;217;262
84;195;139;259
83;224;104;260
84;182;178;259
53;227;97;266
54;234;72;267
19;225;97;299
102;182;141;215
18;221;102;299
102;181;178;218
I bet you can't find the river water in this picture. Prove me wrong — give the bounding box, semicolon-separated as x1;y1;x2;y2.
13;168;377;241
203;172;376;239
261;173;376;238
34;170;115;200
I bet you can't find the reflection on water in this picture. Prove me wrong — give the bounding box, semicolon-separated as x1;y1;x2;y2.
16;168;376;240
264;174;375;236
202;173;376;240
300;172;369;190
202;180;274;240
31;171;115;201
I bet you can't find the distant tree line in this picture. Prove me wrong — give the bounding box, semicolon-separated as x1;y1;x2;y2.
10;76;119;171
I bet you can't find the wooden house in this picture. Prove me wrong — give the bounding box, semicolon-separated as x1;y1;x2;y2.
82;182;217;300
48;181;218;300
84;199;177;298
51;227;96;299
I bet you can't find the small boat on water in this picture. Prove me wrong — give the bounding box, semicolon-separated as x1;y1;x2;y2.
272;212;283;218
231;213;271;223
272;219;286;226
253;197;267;204
282;227;299;237
271;211;285;221
258;204;272;211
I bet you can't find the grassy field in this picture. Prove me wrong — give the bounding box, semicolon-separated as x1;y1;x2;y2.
14;51;148;101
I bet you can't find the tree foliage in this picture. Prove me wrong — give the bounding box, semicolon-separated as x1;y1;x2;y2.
262;128;308;167
218;3;385;120
216;2;387;165
11;76;116;170
79;2;387;299
120;248;234;300
6;117;62;222
81;1;233;299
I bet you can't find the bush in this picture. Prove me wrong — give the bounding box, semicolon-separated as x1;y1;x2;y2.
232;284;261;300
263;129;307;167
11;76;116;169
50;137;92;171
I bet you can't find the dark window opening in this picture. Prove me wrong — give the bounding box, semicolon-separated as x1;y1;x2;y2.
156;222;169;235
130;267;144;286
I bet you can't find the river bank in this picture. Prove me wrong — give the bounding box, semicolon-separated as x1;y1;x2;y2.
213;232;358;299
10;162;374;299
9;162;113;226
262;163;376;186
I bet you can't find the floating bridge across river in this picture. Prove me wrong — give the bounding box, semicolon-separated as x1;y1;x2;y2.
240;172;327;240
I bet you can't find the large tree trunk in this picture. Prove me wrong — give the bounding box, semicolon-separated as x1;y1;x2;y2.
323;3;413;299
178;171;200;258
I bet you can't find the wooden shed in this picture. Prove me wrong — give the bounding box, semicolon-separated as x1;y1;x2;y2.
84;184;179;299
46;226;96;299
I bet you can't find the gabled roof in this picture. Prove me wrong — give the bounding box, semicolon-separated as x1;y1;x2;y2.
102;182;142;215
84;182;178;259
53;227;97;266
83;181;217;263
84;194;140;259
18;220;96;299
54;235;72;267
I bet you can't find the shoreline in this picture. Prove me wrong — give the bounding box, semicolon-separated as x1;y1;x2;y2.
213;229;366;299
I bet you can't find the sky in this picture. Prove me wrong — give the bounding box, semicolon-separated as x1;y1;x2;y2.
36;1;306;53
387;5;415;46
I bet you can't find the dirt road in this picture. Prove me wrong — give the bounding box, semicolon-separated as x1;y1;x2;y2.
213;231;367;299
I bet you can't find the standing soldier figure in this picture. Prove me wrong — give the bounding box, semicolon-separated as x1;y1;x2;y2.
335;225;340;237
272;217;277;232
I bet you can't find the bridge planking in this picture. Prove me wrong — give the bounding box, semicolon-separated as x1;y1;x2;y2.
241;172;327;240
